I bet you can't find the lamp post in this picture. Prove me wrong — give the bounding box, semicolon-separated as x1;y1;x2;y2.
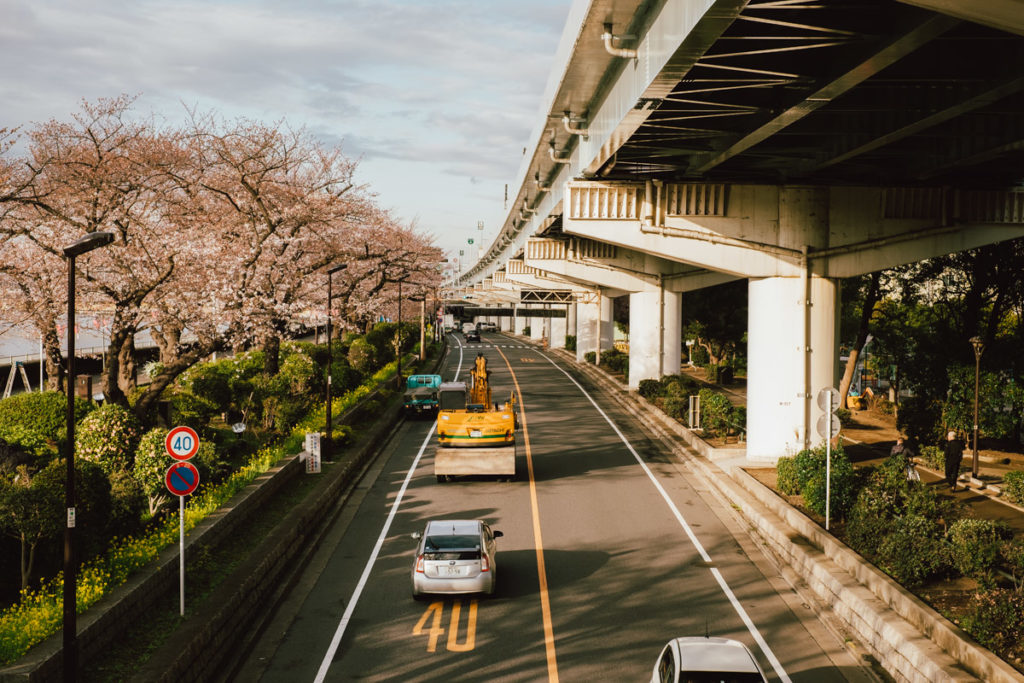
397;277;404;386
970;335;984;478
62;231;114;683
325;263;348;464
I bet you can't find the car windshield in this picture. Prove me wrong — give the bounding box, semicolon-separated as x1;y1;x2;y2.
424;534;479;552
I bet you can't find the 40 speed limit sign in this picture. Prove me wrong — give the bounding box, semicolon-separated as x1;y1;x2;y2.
165;425;200;461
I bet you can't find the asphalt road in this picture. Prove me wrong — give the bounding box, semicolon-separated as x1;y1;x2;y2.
235;333;876;682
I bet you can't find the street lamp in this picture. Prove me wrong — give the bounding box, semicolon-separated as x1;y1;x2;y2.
62;231;114;683
397;277;405;386
970;335;984;478
325;263;348;464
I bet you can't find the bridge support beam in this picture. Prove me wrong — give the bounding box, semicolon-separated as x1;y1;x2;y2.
747;275;839;462
628;287;681;388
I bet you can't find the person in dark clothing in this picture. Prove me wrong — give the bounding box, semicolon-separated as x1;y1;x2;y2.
943;430;965;491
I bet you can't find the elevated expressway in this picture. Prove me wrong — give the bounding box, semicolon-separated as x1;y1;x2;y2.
450;0;1024;461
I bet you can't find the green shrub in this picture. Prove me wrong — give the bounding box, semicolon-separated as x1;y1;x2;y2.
0;424;54;461
108;469;146;537
638;379;662;400
660;374;701;395
584;351;596;364
962;589;1024;654
876;515;950;586
183;362;234;414
1002;470;1024;505
1003;538;1024;589
133;428;171;515
801;447;857;520
947;518;1012;584
698;389;733;437
847;483;903;557
522;326;531;336
75;404;142;475
598;349;629;374
918;445;944;470
689;344;709;367
168;390;217;431
835;407;851;424
662;383;689;421
565;335;576;352
776;456;800;495
897;395;944;447
873;395;895;416
347;337;376;374
0;391;93;452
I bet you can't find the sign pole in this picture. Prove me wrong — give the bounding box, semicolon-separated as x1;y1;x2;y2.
180;494;185;616
826;408;832;531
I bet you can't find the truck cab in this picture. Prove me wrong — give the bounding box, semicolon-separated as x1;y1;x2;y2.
403;374;443;415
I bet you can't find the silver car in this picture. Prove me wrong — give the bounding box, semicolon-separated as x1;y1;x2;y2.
411;520;502;598
651;637;767;683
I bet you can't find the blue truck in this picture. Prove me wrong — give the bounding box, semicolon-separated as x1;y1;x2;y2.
403;374;443;415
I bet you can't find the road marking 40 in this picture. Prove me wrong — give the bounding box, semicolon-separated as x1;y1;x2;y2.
413;600;478;653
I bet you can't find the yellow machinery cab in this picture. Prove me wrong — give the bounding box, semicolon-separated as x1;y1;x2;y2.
436;354;515;448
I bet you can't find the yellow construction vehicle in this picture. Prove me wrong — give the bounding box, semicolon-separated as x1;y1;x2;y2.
435;353;516;480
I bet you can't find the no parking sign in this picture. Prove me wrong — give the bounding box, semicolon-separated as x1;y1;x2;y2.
165;462;200;497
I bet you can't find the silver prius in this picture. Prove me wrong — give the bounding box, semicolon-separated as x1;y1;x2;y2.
411;520;502;598
651;637;767;683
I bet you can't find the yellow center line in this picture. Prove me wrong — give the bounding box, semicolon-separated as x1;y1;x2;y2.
494;346;559;682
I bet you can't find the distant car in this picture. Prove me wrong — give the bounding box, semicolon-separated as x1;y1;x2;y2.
411;519;503;598
464;329;481;343
479;322;498;332
651;637;766;683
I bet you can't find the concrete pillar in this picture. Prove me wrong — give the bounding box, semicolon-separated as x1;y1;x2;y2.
514;305;527;335
500;313;512;332
550;312;567;349
627;287;682;389
530;305;545;342
577;301;599;362
567;303;577;342
599;295;614;352
746;275;839;462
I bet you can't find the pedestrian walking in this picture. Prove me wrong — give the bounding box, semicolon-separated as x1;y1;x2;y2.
943;430;965;491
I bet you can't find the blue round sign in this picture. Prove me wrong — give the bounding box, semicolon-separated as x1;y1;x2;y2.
165;462;200;497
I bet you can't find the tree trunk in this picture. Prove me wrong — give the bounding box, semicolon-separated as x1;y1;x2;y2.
261;333;281;376
151;320;183;365
839;272;882;406
42;328;65;392
118;333;138;395
103;326;130;407
132;341;225;420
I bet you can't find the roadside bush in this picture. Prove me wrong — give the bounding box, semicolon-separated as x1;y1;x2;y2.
662;383;689;421
876;515;950;586
962;589;1024;655
75;404;142;475
108;469;146;537
801;447;856;519
522;326;531;337
873;395;895;416
598;349;629;375
0;391;93;453
847;483;903;557
565;335;576;352
1003;538;1024;589
133;429;170;516
347;337;376;374
897;395;944;447
184;362;234;414
698;389;733;437
1002;470;1024;505
947;518;1012;584
638;379;662;400
168;390;217;432
661;373;701;395
918;445;944;471
776;456;800;495
0;425;52;462
584;351;596;364
689;344;709;367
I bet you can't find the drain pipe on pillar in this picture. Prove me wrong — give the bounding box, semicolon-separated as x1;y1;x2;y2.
801;245;813;451
658;274;665;376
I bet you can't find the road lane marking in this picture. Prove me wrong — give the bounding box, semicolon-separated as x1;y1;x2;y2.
314;347;466;681
536;353;792;683
494;346;560;682
413;601;446;653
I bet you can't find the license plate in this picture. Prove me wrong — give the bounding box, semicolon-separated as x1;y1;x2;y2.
443;566;463;577
470;430;482;438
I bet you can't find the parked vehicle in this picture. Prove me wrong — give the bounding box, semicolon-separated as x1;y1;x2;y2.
411;519;503;598
651;637;766;683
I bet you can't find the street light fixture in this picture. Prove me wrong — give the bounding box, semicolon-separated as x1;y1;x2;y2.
61;230;114;683
970;335;984;479
325;263;348;464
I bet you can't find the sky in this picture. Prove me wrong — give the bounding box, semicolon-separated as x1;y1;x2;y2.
0;0;573;262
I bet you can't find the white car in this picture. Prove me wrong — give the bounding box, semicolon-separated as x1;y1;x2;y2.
411;520;502;598
651;637;767;683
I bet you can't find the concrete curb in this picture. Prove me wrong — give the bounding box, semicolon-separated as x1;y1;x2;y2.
544;346;1021;683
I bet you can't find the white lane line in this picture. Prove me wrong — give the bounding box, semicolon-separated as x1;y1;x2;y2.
313;350;463;681
536;353;793;683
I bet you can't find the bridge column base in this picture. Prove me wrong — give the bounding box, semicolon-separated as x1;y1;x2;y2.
628;288;681;389
746;275;838;462
576;296;615;362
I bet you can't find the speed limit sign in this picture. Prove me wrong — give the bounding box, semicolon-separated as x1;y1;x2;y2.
165;426;200;461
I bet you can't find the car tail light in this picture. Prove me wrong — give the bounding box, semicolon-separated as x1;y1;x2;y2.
481;554;490;572
416;555;425;573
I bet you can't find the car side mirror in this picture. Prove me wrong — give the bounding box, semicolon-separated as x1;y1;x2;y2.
411;531;422;541
493;530;503;538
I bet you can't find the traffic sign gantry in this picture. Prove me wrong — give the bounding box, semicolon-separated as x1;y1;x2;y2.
166;426;200;461
165;462;200;497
